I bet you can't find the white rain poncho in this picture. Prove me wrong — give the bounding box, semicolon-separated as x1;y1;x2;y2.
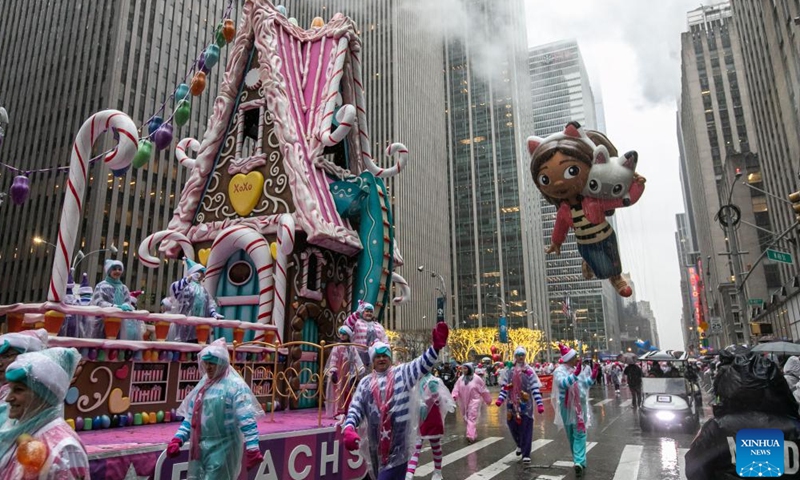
0;347;89;480
173;339;264;480
324;333;365;418
416;373;455;439
87;265;133;339
343;345;439;479
551;362;594;429
168;276;219;342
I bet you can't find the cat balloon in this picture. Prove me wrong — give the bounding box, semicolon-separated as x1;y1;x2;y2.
583;145;638;206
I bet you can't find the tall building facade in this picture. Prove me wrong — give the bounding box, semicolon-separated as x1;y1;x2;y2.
528;39;620;355
444;0;548;332
0;0;238;310
285;0;450;331
675;213;699;352
678;2;780;348
730;0;800;340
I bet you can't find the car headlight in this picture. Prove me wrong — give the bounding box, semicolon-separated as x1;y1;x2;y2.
656;411;676;421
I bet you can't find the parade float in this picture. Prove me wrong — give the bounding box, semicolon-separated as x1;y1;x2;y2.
0;1;411;478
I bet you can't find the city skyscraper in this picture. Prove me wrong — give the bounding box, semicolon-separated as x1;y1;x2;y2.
730;0;800;340
0;0;238;309
675;213;699;352
678;2;781;347
528;39;620;355
284;0;450;332
444;0;548;332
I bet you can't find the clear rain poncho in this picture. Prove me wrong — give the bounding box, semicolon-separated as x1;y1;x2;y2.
416;373;455;439
0;329;49;426
87;276;132;339
173;339;264;480
0;347;89;480
324;338;365;418
551;362;594;429
168;276;219;342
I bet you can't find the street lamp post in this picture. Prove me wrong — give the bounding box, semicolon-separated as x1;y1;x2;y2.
72;244;119;277
716;168;748;347
417;265;450;327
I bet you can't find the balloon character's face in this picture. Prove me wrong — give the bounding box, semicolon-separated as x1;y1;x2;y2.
5;382;33;420
535;151;591;202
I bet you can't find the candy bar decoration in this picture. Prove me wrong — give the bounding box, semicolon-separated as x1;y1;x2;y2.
138;230;195;268
48;110;139;302
176;137;201;169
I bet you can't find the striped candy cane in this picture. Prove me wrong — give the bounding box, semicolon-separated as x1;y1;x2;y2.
138;230;195;268
48;110;138;302
271;213;295;341
361;142;408;178
176;137;200;169
318;38;356;147
204;225;275;329
391;272;411;305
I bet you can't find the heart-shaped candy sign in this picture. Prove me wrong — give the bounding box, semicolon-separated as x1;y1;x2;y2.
326;283;345;313
108;388;130;414
114;365;129;380
198;248;211;266
228;171;264;217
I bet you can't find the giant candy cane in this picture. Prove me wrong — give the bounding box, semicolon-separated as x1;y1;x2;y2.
391;272;410;305
175;137;200;169
318;37;356;147
204;225;274;327
363;142;408;178
138;230;195;268
48;110;139;302
271;214;295;340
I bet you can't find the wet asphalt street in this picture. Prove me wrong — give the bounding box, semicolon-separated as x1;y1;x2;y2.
404;381;710;480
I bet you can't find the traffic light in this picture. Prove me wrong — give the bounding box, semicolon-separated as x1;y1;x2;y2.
789;190;800;221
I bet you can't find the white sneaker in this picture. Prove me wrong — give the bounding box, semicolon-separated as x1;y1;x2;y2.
516;447;522;456
522;457;531;464
432;472;443;480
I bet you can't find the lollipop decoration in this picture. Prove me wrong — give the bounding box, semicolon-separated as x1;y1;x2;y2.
48;110;139;303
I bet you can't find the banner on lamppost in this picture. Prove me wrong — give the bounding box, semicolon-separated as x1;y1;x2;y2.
499;316;508;343
436;297;445;323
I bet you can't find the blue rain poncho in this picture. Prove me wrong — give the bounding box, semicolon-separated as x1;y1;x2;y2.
173;339;264;479
0;348;88;479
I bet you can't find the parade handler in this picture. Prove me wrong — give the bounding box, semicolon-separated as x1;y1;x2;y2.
168;258;223;342
0;347;89;480
87;259;133;338
451;362;493;443
552;343;600;477
495;346;545;464
341;322;449;480
166;338;264;479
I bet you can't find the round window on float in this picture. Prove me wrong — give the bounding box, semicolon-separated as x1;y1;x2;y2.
227;261;253;286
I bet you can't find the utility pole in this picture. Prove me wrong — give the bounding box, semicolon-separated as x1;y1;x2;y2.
716;168;748;346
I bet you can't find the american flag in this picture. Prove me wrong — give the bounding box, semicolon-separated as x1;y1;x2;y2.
561;296;571;318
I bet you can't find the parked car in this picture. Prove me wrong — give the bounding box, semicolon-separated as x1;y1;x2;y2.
638;350;700;434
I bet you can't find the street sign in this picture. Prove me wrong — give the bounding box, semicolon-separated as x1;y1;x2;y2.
766;249;794;264
748;298;764;306
709;317;723;333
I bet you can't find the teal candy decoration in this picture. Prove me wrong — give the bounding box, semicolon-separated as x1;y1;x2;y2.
65;387;79;405
175;84;190;101
277;5;287;16
329;179;369;220
204;44;220;69
101;415;111;428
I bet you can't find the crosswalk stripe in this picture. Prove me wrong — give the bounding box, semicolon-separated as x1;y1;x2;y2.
620;399;632;407
613;444;643;480
551;442;598;467
463;439;553;480
536;475;565;480
678;448;689;480
414;436;503;477
594;399;614;406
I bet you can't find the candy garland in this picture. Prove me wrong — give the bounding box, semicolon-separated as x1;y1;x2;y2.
1;0;238;205
48;111;139;302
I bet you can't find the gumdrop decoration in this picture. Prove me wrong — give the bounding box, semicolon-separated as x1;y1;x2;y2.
190;72;206;96
133;140;154;169
9;174;30;205
153;123;174;151
147;116;163;136
215;28;227;48
288;17;299;26
204;44;220;69
175;84;190;102
276;5;287;16
311;17;325;28
222;19;236;43
16;435;47;472
196;51;207;73
174;100;191;128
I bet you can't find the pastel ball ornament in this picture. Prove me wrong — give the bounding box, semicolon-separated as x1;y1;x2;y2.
204;44;220;69
16;435;48;472
173;100;191;128
153;123;174;151
175;84;190;101
9;175;30;205
147;116;164;136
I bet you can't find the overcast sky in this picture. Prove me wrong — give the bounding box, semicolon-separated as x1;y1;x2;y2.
523;0;712;349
